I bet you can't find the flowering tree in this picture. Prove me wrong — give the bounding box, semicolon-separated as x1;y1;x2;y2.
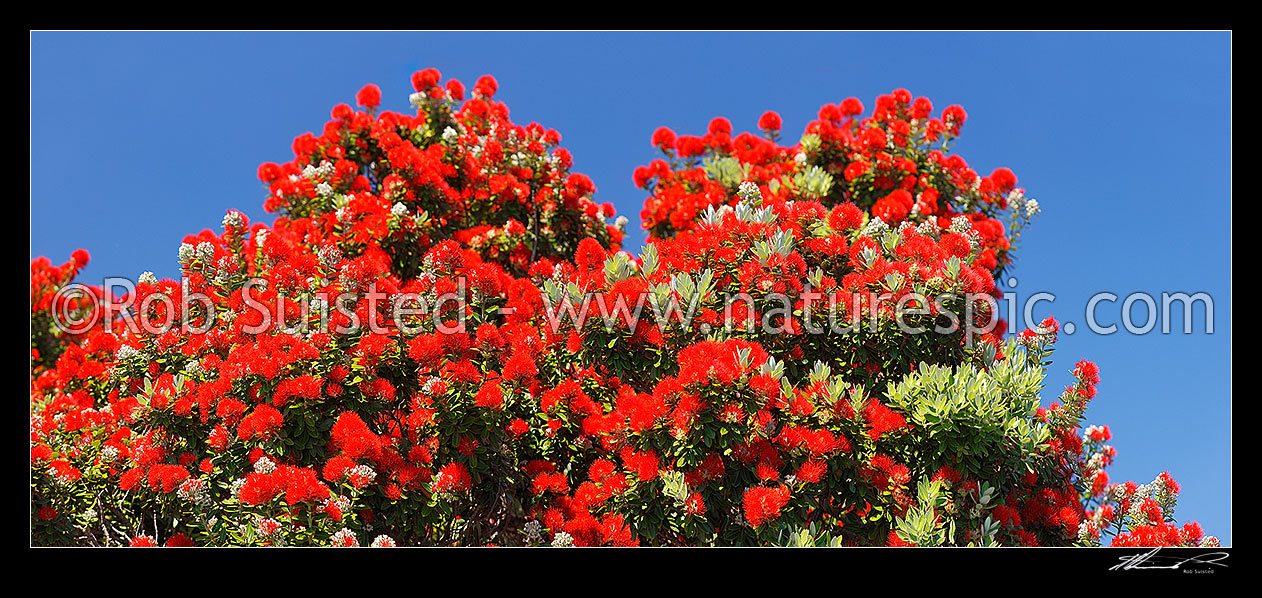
29;70;1216;547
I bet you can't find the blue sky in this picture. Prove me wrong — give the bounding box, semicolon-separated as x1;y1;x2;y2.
30;31;1230;543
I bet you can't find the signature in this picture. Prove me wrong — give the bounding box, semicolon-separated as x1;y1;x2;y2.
1110;547;1229;571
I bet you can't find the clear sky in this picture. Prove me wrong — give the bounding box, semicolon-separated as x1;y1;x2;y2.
30;31;1231;543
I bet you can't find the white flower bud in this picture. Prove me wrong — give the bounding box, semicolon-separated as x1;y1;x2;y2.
949;215;972;233
737;181;762;204
551;531;574;547
253;456;277;474
1025;199;1040;217
197;242;215;263
223;211;245;230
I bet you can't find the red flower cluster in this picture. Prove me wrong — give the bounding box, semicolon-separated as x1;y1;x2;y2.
743;485;791;528
256;67;621;278
31;250;101;368
635;89;1029;276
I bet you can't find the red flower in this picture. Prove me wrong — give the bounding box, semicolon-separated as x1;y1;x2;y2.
758;110;782;131
620;447;659;482
651;127;677;150
506;418;529;437
990;167;1018;193
675;135;707;157
1073;360;1101;386
742;485;790;528
942;105;968;131
708;117;732;135
863;400;908;440
684;492;707;516
474;382;505;410
433;463;472;494
164;533;196;547
355;84;382;109
795;460;828;484
474;75;498;98
412;68;441;91
237;405;284;441
446;80;465;101
331;411;380;459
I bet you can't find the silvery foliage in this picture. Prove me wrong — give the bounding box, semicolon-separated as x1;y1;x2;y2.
884;338;1051;459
